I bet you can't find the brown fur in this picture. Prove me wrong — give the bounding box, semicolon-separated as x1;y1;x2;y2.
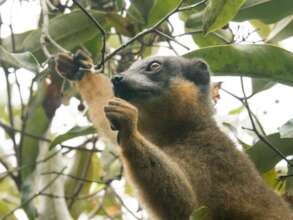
77;74;117;145
55;53;292;220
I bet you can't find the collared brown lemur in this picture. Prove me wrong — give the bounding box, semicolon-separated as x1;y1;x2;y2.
55;51;292;220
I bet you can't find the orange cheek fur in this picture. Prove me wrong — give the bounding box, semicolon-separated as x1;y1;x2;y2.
168;79;200;117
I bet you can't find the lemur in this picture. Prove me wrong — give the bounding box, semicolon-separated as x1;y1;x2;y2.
55;51;292;220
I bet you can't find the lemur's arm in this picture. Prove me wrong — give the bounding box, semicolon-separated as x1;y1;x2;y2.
55;52;117;146
104;98;196;220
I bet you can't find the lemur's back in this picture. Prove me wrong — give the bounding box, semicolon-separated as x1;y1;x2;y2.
165;126;292;220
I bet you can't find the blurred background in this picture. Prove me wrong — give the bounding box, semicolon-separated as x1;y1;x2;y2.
0;0;293;219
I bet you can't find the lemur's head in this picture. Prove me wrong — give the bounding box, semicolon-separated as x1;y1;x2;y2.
111;56;213;127
112;56;210;102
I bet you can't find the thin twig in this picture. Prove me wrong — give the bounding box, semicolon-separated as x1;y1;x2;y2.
0;148;65;180
154;29;190;50
2;66;19;168
60;144;102;152
221;87;266;135
110;186;142;220
88;188;108;219
39;174;120;200
2;167;67;220
0;15;19;186
174;30;203;38
72;0;106;71
0;157;17;183
239;77;293;168
18;75;38;170
68;142;95;208
177;0;207;12
41;171;103;184
167;40;179;55
278;173;293;181
8;24;16;51
97;0;185;69
0;120;51;142
40;0;68;57
46;0;57;10
40;0;52;58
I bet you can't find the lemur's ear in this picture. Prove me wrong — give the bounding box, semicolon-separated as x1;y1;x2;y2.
183;59;210;86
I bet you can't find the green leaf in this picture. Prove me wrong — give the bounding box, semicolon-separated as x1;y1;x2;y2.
185;11;204;29
127;4;146;25
250;20;272;39
49;126;96;150
84;35;102;63
246;133;293;173
22;9;105;62
1;30;32;52
280;119;293;138
190;206;209;220
251;79;276;94
147;0;181;27
103;190;122;218
130;0;154;23
235;0;293;24
191;28;233;47
202;0;246;33
262;168;283;191
20;78;65;217
242;0;271;8
228;105;245;115
21;85;50;180
184;44;293;86
286;160;293;196
65;152;103;218
266;15;293;43
0;46;39;72
20;84;51;218
0;200;17;220
106;13;134;37
38;148;73;220
179;0;206;23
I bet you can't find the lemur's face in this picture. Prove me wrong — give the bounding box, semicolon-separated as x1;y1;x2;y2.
111;56;211;103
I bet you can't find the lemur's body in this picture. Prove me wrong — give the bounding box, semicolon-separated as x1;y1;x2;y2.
56;52;292;220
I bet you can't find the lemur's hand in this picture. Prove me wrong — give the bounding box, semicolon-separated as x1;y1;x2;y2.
104;98;139;143
55;50;94;81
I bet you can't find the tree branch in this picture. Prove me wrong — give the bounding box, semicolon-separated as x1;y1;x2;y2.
239;77;293;168
72;0;106;71
2;167;67;220
96;0;185;69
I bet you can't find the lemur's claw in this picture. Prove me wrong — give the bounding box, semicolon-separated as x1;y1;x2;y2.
55;50;94;81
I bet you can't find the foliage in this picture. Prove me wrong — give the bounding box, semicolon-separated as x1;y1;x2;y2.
0;0;292;219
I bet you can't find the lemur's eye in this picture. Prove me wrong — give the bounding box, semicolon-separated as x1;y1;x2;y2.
147;61;161;72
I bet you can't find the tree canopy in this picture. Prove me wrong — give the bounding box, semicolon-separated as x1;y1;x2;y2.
0;0;293;219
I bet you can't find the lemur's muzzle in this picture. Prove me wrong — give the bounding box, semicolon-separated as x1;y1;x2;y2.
111;74;123;86
111;73;160;100
111;74;127;98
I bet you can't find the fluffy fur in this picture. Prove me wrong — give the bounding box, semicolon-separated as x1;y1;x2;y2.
55;53;292;220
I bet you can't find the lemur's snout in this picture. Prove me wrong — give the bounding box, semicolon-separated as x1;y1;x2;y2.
111;74;124;86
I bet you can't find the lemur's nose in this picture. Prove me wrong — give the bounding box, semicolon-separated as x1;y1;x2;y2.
111;74;123;86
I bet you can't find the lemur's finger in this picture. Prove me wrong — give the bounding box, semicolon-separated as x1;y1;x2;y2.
104;112;124;131
55;53;79;80
74;50;92;63
108;98;137;110
106;101;130;109
104;105;121;112
73;51;93;69
77;60;93;69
